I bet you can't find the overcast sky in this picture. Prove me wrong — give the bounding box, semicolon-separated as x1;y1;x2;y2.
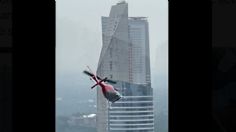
56;0;168;90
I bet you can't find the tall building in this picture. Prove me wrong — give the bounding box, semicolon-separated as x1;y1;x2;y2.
97;1;154;132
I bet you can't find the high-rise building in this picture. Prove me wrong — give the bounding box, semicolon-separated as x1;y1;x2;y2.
97;1;154;132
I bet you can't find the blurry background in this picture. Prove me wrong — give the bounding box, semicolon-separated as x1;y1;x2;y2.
56;0;168;132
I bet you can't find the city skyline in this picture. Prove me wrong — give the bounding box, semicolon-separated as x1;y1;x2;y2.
56;0;168;132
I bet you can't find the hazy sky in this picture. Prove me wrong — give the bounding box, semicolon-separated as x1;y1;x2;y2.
56;0;168;92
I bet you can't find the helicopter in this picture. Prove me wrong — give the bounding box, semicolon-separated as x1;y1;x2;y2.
83;66;122;103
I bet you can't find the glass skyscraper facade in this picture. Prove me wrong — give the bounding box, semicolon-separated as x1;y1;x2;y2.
97;1;154;132
108;82;154;132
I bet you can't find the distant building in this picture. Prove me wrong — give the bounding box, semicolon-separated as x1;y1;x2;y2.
68;114;96;128
97;2;154;132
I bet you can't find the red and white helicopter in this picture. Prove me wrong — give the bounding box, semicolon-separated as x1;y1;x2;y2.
83;66;122;103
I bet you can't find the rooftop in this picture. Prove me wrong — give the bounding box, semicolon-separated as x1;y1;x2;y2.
117;0;126;5
129;17;148;20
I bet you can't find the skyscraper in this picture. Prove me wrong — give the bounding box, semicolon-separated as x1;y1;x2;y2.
97;1;154;132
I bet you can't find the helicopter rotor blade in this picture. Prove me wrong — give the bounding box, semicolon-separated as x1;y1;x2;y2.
83;70;94;77
106;79;117;84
